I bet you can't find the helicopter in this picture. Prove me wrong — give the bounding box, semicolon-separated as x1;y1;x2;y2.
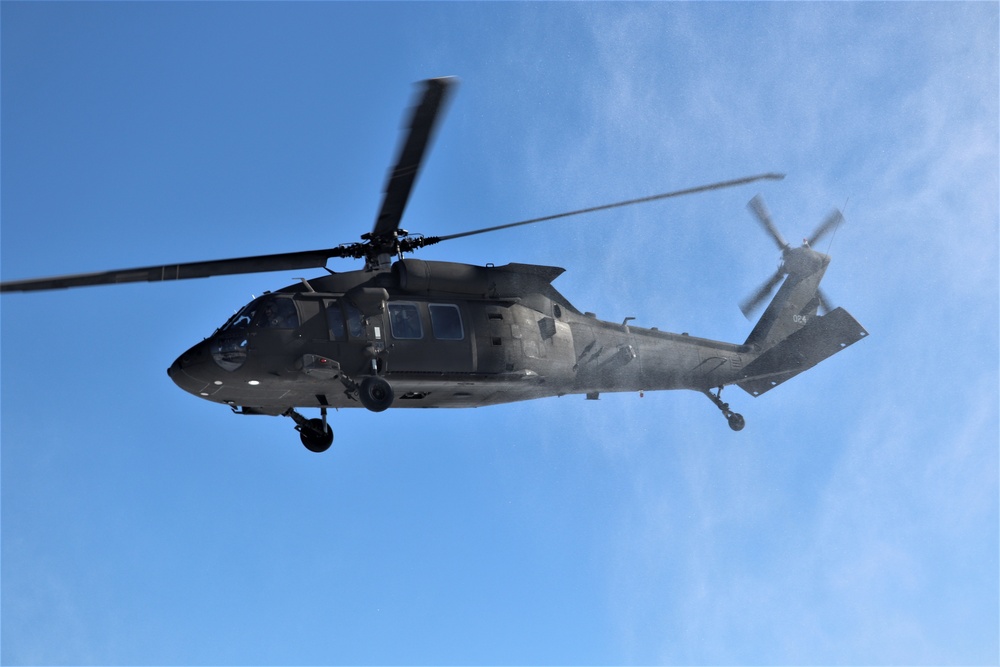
1;77;867;452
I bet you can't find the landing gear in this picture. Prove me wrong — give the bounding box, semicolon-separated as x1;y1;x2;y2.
298;419;334;452
703;386;745;432
284;407;334;452
727;412;746;432
358;376;394;412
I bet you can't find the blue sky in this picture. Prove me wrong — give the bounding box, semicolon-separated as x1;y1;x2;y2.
1;2;997;665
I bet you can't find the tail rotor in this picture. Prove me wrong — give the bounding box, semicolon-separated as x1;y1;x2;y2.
739;269;785;318
747;194;790;251
739;195;844;319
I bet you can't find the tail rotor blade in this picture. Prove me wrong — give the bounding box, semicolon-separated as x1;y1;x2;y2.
807;209;844;247
739;269;784;318
747;195;789;251
817;288;834;315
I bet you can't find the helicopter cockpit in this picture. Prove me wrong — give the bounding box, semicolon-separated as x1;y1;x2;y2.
218;295;300;333
210;295;301;371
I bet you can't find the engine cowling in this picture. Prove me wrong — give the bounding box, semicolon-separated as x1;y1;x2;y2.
393;258;492;295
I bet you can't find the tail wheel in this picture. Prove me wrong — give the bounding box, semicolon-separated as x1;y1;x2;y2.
727;413;746;432
703;387;747;432
359;376;394;412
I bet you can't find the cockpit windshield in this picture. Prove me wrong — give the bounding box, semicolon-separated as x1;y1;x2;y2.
211;296;300;372
218;301;258;333
218;295;299;333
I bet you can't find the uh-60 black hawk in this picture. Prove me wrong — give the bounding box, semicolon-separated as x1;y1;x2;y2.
1;77;867;452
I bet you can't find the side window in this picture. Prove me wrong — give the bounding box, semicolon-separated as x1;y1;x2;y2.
345;302;364;338
429;303;464;340
325;300;346;341
255;297;299;329
388;302;422;340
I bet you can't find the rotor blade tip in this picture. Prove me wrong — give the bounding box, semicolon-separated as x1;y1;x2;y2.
427;76;459;89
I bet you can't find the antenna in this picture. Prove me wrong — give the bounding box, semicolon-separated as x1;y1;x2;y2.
824;197;849;255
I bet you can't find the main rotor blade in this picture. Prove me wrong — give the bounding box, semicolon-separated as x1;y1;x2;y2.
432;173;785;243
806;209;844;247
371;77;457;239
747;195;789;251
0;247;350;293
739;269;784;318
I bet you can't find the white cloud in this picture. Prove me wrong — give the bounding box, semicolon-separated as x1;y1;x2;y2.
559;3;1000;663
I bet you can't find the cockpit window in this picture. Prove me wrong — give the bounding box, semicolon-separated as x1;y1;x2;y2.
326;300;346;340
211;336;248;371
212;300;255;370
218;302;257;333
345;302;364;338
254;297;299;329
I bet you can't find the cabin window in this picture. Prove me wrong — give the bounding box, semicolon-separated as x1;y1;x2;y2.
325;300;346;340
429;303;464;340
388;302;423;340
255;296;299;329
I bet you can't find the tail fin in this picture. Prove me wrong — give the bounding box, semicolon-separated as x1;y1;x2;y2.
737;246;868;396
744;245;830;352
734;199;866;396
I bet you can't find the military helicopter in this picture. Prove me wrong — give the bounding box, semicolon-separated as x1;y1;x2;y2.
1;77;867;452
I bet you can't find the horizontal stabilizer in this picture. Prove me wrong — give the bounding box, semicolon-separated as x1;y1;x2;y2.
738;307;868;396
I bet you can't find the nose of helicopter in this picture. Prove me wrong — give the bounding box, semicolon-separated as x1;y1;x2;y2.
167;340;214;397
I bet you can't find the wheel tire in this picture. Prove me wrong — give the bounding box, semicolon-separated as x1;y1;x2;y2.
359;376;394;412
299;418;334;453
727;413;746;432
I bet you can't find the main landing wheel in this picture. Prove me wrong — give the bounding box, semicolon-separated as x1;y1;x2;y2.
298;418;334;453
359;376;394;412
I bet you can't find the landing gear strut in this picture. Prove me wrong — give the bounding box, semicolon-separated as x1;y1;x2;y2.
284;406;334;452
703;386;745;432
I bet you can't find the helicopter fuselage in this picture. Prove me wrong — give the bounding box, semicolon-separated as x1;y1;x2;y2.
167;259;749;415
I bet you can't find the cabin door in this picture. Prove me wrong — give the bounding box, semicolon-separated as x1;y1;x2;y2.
385;300;475;373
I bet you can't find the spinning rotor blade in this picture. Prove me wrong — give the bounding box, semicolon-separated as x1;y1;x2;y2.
739;197;845;319
806;209;844;247
817;288;834;315
747;195;789;251
4;78;461;293
432;173;786;243
0;247;352;293
739;269;784;318
371;77;456;239
3;172;783;293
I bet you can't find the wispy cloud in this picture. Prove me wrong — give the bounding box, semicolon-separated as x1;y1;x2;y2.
555;3;1000;664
